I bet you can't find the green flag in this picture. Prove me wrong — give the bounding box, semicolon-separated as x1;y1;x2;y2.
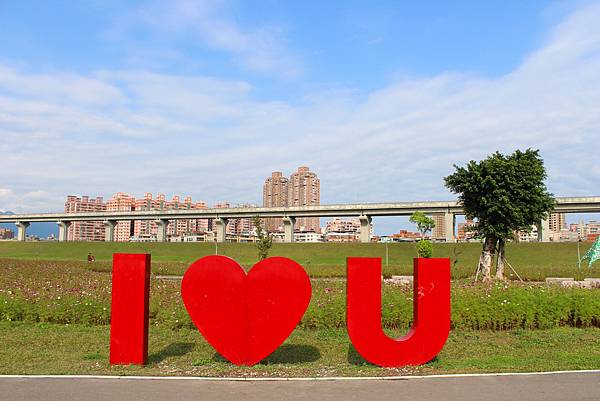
578;237;600;268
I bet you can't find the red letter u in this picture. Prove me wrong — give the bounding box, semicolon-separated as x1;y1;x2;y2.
347;257;450;367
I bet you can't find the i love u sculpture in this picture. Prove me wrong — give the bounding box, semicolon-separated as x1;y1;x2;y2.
109;254;450;368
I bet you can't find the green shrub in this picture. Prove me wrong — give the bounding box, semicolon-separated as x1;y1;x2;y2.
416;240;433;258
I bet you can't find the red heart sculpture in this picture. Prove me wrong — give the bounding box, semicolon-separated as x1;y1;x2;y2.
181;255;311;366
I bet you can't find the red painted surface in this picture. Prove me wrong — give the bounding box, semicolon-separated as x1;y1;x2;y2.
109;253;151;365
181;255;311;366
347;257;450;367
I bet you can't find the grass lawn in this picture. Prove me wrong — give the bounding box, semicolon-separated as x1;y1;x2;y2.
1;245;598;378
1;241;599;280
1;323;598;377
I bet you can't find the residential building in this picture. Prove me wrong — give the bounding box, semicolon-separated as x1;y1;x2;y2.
325;218;360;233
549;229;580;242
227;203;256;236
169;195;203;236
132;193;162;241
132;193;210;241
0;228;14;240
457;219;477;242
548;213;566;232
518;225;539;242
106;192;136;242
213;202;236;235
262;167;321;233
390;229;421;242
325;232;358;242
64;195;106;241
324;218;361;242
585;220;600;241
294;231;324;242
288;166;320;232
263;172;289;232
431;214;447;241
182;232;215;242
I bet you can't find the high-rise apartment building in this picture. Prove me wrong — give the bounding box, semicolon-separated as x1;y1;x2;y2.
133;193;161;240
263;172;289;232
211;202;254;236
132;193;209;240
212;202;231;234
63;192;212;242
288;166;320;232
262;167;320;232
106;192;136;242
431;214;446;241
548;213;566;233
64;195;106;241
228;203;255;235
167;195;192;236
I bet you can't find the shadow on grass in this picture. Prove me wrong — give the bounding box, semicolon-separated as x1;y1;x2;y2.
212;344;321;365
347;343;440;366
149;342;195;363
347;344;375;366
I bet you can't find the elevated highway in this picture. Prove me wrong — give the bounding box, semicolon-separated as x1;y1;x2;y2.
1;196;599;243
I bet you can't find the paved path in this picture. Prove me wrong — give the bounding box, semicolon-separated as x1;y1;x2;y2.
1;372;599;401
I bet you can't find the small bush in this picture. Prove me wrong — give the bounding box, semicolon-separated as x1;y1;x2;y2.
416;240;433;258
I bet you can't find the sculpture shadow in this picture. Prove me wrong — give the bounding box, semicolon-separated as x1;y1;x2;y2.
149;342;195;364
212;344;321;365
347;344;375;366
347;344;440;366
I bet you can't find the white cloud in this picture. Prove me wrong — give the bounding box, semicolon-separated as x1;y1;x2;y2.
0;65;125;106
0;188;57;213
1;2;600;218
107;0;302;79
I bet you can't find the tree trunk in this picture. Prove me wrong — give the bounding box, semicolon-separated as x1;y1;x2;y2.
478;235;496;281
495;238;506;280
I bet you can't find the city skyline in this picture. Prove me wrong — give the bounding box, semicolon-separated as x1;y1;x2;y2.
2;184;600;239
3;187;600;241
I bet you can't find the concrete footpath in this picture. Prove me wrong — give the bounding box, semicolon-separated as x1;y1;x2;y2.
1;371;599;401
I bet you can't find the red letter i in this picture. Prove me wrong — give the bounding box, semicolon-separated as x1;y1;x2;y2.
109;253;151;365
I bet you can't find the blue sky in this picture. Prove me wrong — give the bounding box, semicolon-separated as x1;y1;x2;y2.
1;1;563;91
1;0;600;235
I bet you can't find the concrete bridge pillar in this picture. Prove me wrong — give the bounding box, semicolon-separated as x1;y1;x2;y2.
444;213;455;243
15;222;30;242
283;216;296;243
57;221;71;242
103;220;117;242
156;219;168;242
538;218;550;242
215;218;228;243
359;215;372;243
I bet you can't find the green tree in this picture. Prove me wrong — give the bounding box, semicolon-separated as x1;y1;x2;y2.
409;211;435;238
409;211;436;258
444;149;555;280
252;215;272;260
